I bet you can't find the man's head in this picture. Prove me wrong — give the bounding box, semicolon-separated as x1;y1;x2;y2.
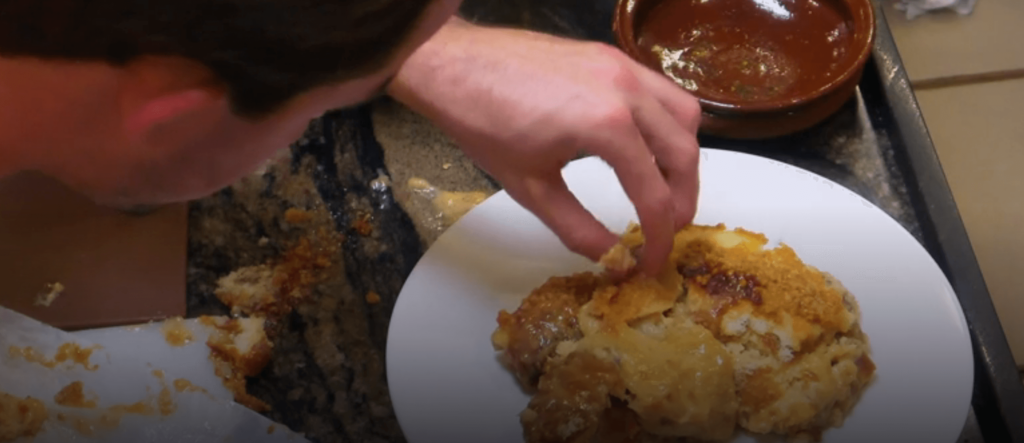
0;0;461;206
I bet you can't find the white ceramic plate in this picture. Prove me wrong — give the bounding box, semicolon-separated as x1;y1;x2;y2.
386;149;974;443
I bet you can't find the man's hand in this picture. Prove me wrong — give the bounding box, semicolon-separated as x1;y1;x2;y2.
388;18;702;274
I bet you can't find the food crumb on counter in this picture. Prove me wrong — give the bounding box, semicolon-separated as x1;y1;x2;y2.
257;237;270;247
160;317;194;347
201;316;274;412
34;282;64;307
215;265;275;317
215;233;337;319
205;230;341;414
284;208;313;224
407;177;433;193
442;163;452;170
365;291;382;305
352;212;374;236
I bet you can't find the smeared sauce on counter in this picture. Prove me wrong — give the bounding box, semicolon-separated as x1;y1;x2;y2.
637;0;854;105
54;399;161;436
157;388;176;416
7;342;100;371
99;401;156;428
434;191;488;225
151;370;177;416
54;381;98;409
172;378;209;395
45;370;188;438
0;391;48;441
57;413;98;437
407;178;487;227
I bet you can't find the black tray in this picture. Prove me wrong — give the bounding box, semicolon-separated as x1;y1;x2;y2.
458;0;1024;441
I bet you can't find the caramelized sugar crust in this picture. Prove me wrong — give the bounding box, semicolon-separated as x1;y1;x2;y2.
493;224;876;442
491;274;603;389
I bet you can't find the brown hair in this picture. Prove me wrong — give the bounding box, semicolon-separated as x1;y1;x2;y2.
0;0;434;117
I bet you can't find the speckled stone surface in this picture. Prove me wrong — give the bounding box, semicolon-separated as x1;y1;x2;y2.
188;108;428;443
183;2;932;442
372;99;499;247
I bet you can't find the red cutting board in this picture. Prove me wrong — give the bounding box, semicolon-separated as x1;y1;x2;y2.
0;172;187;330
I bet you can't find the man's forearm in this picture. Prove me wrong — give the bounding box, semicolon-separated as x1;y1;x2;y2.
386;16;479;115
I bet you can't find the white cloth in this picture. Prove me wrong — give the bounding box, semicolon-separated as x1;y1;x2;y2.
894;0;977;20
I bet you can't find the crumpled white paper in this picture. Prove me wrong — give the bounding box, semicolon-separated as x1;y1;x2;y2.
894;0;977;20
0;307;306;443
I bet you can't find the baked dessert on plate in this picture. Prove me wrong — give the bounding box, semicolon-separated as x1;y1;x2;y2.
386;150;973;443
493;223;876;442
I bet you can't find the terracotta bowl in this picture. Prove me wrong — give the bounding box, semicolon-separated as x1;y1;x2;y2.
614;0;875;139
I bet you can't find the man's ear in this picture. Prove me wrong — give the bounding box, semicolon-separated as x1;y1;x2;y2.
117;56;227;144
123;89;220;136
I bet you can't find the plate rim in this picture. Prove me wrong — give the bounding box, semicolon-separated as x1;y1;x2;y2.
386;148;974;442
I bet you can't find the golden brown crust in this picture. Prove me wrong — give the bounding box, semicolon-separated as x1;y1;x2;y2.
673;225;853;344
492;274;604;389
571;321;738;441
598;244;637;274
521;350;625;443
582;275;681;332
497;223;876;443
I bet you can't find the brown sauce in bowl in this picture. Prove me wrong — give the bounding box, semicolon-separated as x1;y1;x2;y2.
636;0;854;107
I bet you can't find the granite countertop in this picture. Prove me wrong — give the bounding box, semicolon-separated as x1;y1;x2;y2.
182;2;998;443
187;102;500;443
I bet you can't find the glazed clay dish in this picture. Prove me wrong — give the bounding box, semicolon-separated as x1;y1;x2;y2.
615;0;875;139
